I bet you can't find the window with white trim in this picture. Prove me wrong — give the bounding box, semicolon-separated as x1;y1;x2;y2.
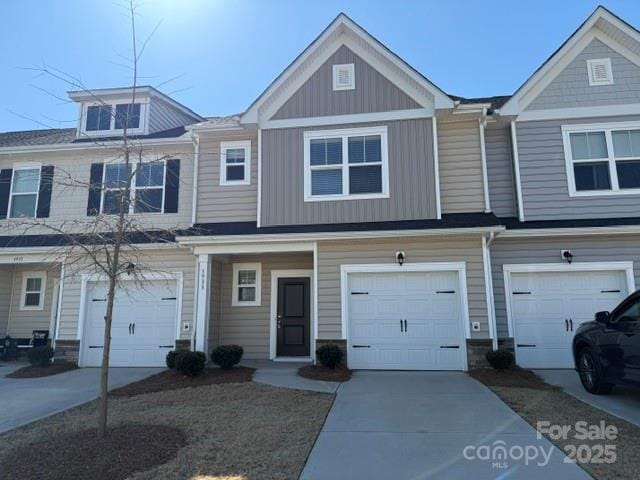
102;163;132;215
220;141;251;185
563;122;640;195
82;101;144;135
232;263;261;306
304;126;389;201
587;58;613;86
9;167;40;218
21;272;46;311
101;160;166;214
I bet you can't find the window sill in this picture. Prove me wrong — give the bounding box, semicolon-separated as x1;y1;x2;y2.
569;189;640;197
20;306;44;312
304;192;390;203
231;301;261;307
220;180;251;187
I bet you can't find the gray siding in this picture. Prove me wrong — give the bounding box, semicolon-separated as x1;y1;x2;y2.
517;115;640;220
491;235;640;338
196;131;258;223
148;98;198;133
527;39;640;111
261;119;436;226
214;253;313;359
317;236;489;340
485;123;517;217
438;120;485;213
272;45;420;120
0;266;13;337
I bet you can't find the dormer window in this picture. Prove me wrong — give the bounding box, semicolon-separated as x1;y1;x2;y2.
86;105;112;131
115;103;141;129
80;101;145;136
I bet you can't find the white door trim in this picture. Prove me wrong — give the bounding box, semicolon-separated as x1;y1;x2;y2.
503;261;635;366
269;269;315;360
340;262;470;371
77;272;183;367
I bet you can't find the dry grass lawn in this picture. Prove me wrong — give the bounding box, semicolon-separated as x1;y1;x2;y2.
0;382;334;480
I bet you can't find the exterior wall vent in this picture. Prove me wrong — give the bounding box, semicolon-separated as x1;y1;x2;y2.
333;63;355;91
587;58;613;86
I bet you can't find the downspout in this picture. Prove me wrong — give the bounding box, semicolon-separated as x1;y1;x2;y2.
483;231;499;350
257;128;262;228
190;131;200;226
510;121;525;222
479;108;491;213
53;262;66;350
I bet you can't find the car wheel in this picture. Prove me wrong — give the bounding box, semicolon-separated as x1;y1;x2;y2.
578;347;613;395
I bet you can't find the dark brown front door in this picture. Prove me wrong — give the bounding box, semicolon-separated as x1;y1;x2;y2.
277;277;310;357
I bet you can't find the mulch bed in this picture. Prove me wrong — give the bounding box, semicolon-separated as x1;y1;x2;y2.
298;364;352;382
110;366;255;397
1;424;186;480
471;367;640;480
6;362;78;379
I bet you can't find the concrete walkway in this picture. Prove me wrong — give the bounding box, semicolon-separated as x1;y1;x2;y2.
242;359;340;394
0;363;161;433
537;369;640;427
301;371;590;480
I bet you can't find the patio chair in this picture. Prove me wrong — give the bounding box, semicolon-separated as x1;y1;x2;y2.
1;336;20;361
31;330;49;348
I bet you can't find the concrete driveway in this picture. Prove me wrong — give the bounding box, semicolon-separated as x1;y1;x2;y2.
0;363;161;434
537;369;640;427
301;371;590;480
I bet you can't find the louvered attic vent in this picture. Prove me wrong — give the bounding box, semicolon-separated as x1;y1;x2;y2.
587;58;614;86
333;63;355;91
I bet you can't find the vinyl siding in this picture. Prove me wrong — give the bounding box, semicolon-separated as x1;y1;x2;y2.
491;235;640;338
148;98;198;133
516;115;640;220
7;264;60;339
214;253;313;359
196;131;258;223
272;45;420;120
57;248;196;341
0;266;14;336
438;120;485;213
261;118;436;226
0;143;194;236
316;236;489;340
485;123;516;217
526;39;640;111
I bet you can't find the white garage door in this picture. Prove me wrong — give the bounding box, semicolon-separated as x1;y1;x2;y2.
510;270;628;369
82;280;178;367
348;271;466;370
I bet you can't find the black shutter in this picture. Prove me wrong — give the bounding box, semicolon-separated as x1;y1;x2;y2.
164;159;180;214
87;163;104;216
36;165;54;218
0;169;12;219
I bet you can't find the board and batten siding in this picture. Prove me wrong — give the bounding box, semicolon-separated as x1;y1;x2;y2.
214;253;313;359
516;114;640;220
57;248;196;341
0;266;11;336
438;120;485;214
196;131;258;223
526;39;640;111
491;235;640;338
485;123;517;218
6;265;60;338
261;118;436;226
316;236;489;340
271;45;421;120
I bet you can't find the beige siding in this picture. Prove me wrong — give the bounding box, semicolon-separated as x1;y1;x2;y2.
317;236;488;339
438;120;485;213
0;266;14;336
7;264;60;338
0;143;194;236
58;248;196;341
213;253;313;359
196;130;258;223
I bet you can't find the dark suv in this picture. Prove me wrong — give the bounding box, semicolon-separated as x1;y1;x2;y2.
573;290;640;395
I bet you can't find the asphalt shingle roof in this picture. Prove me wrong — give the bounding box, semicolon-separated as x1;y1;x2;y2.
0;128;77;147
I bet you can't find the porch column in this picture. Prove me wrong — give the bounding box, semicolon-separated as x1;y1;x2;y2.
194;254;212;353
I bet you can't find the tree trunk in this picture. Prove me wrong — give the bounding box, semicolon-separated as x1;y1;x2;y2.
97;275;117;438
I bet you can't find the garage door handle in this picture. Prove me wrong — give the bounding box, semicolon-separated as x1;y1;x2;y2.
440;345;459;349
128;323;132;335
517;344;536;348
159;345;174;348
569;319;573;331
436;290;455;294
601;290;621;293
565;319;569;332
132;323;135;334
512;291;531;295
351;292;369;295
352;345;371;348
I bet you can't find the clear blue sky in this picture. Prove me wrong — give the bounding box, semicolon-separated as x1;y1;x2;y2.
0;0;638;133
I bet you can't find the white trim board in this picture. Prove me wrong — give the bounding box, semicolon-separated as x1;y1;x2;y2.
339;261;470;371
261;109;433;129
269;269;315;361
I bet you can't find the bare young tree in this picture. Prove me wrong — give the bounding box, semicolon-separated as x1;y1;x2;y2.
4;0;192;438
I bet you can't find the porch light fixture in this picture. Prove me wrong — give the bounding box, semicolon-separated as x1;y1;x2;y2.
396;251;406;266
125;262;136;275
562;250;574;264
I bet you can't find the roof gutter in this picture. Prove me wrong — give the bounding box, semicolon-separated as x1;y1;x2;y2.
190;131;200;225
0;136;192;155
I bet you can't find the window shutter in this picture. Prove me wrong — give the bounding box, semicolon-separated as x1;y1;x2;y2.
164;159;180;214
0;169;12;219
36;165;54;218
87;163;104;216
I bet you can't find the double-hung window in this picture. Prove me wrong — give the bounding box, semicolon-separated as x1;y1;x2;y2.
9;167;40;218
134;161;165;213
101;161;167;214
21;272;46;311
304;126;389;201
83;102;143;135
220;141;251;185
563;122;640;195
102;163;132;215
232;263;261;306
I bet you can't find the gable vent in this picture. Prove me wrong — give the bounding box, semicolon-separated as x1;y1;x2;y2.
587;58;613;86
333;63;355;91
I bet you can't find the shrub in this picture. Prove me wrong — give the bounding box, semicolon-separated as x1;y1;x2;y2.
486;349;515;371
27;346;54;367
174;351;206;377
316;344;343;369
165;350;179;369
211;345;243;370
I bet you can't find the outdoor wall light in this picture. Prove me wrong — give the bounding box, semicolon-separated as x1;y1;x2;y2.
396;251;406;266
562;250;574;264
